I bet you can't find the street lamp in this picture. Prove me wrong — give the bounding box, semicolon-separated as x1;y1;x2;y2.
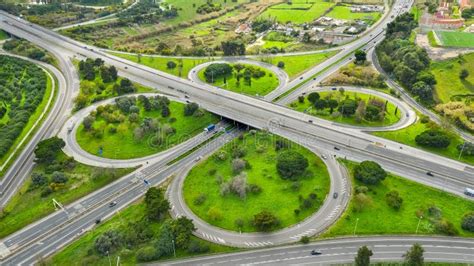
172;239;176;258
416;216;423;234
106;250;111;266
353;218;359;235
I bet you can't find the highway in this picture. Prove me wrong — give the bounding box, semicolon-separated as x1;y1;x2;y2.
0;0;474;263
163;236;474;265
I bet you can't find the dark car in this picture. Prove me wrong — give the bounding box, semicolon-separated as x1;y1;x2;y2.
331;87;337;91
95;219;101;224
333;192;338;199
308;120;313;123
109;201;117;207
426;171;434;177
334;146;340;151
311;250;322;255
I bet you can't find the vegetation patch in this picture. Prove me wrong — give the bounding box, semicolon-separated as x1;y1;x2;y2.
289;90;401;127
183;130;330;232
198;63;280;96
323;160;474;237
326;5;381;24
2;38;56;65
322;62;387;89
0;30;9;40
76;96;218;159
372;115;474;165
48;187;236;265
0;55;51;169
434;31;474;48
259;0;335;24
0;137;134;238
259;51;338;79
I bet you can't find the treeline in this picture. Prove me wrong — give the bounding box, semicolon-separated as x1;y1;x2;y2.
117;0;177;25
0;55;47;158
3;39;55;65
376;13;435;103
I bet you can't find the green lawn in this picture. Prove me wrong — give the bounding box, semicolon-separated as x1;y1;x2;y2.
0;30;9;40
48;200;237;266
430;52;474;103
197;64;280;96
0;66;54;175
427;31;439;47
259;0;335;24
323;160;474;237
434;31;474;48
183;131;331;232
0;152;134;238
76;100;218;159
372;117;474;165
326;5;381;24
109;52;211;78
289;91;401;127
259;51;338;79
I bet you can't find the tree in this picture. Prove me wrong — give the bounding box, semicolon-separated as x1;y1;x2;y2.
460;69;469;80
221;39;246;56
171;217;196;249
416;71;436;86
276;150;309;180
31;172;48;187
34;137;65;164
403;243;424;266
307;92;320;104
338;99;357;116
184;102;199;116
355;246;373;266
411;81;433;102
203;63;232;82
94;230;123;256
155;221;174;258
353;193;372;212
253;211;279;231
461;212;474;232
51;171;68;184
277;61;285;68
144;187;170;221
314;99;327;110
232;158;246;174
354;49;367;64
415;130;451;148
354;161;387;185
327;99;339;113
385;190;403;210
457;142;474;156
167;61;177;69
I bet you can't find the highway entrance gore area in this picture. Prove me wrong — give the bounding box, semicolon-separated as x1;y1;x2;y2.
1;0;474;265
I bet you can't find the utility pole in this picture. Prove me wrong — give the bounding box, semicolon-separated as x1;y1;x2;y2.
172;239;176;258
458;142;466;160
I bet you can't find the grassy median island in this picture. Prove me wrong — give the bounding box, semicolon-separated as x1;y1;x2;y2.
323;160;474;237
48;189;237;265
0;137;134;238
183;130;330;232
198;63;280;96
0;55;53;175
289;90;401;127
76;96;218;159
372;116;474;166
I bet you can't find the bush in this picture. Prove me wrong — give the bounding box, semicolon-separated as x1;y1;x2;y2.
415;130;451;148
435;219;458;236
136;246;159;262
276;150;309;180
461;212;474;232
184;102;199;116
31;172;48;187
203;63;232;82
166;61;177;69
94;230;123;256
277;61;285;68
187;240;210;254
354;161;387;185
300;235;310;244
385;190;403;210
193;193;207;205
51;171;68;184
253;211;279;231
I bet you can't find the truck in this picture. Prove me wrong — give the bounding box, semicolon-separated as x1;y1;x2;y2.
464;188;474;197
204;124;216;132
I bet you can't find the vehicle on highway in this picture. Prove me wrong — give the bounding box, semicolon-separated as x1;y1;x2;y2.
300;76;303;80
333;192;338;199
331;87;337;91
334;146;340;151
184;95;190;99
322;155;327;160
426;171;434;177
204;124;216;132
124;66;128;69
95;219;101;224
308;119;313;123
464;187;474;197
109;201;117;207
195;156;202;162
311;250;322;255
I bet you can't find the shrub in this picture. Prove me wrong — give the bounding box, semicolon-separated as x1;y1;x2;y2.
31;172;48;187
276;150;309;180
136;246;159;262
277;61;285;68
300;236;310;244
253;211;279;231
51;171;68;184
193;193;207;205
385;190;403;210
354;161;387;185
415;130;451;148
435;219;458;236
187;240;210;254
94;230;123;256
461;212;474;232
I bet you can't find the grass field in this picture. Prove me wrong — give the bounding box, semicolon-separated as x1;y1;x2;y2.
289;91;401;127
323;160;474;237
326;5;381;23
0;152;134;238
430;52;474;103
434;31;474;48
48;200;237;265
259;51;338;79
183;131;330;232
76;100;218;159
0;58;54;178
109;52;211;78
259;0;335;24
0;30;9;40
372;117;474;165
197;64;280;96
